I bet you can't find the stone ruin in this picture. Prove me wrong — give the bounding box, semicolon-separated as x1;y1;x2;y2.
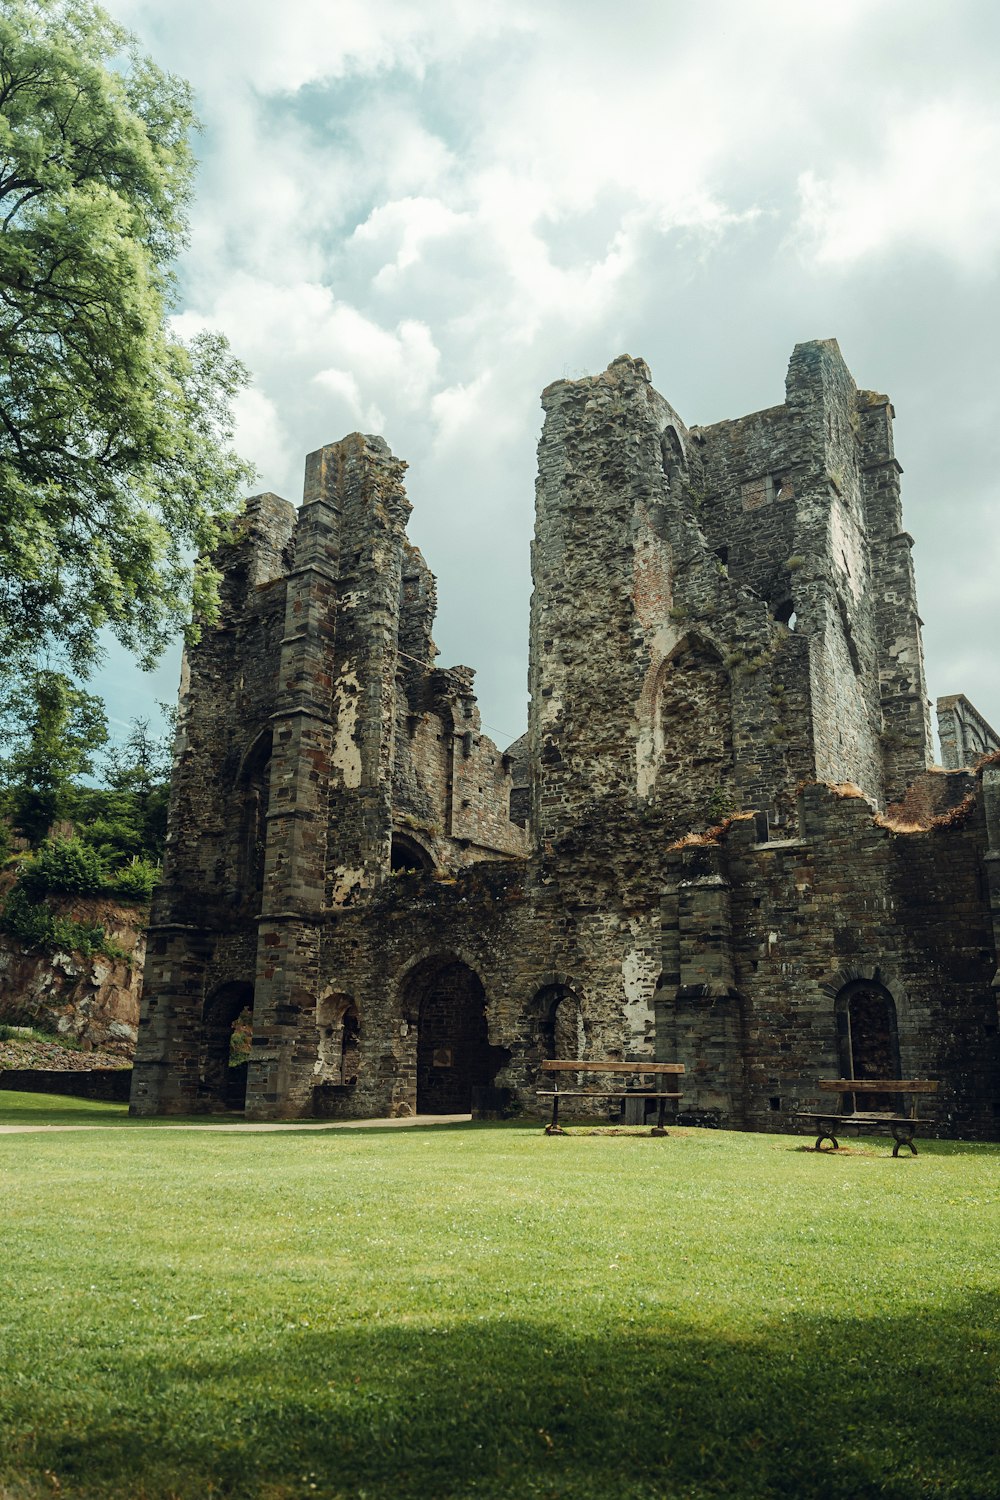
130;339;1000;1136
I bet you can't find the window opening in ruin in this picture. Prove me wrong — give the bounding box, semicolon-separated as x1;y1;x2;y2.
235;729;273;907
773;599;797;631
653;636;734;829
835;979;900;1111
316;993;360;1086
537;984;584;1061
390;833;433;874
660;425;685;482
405;959;507;1114
199;981;254;1112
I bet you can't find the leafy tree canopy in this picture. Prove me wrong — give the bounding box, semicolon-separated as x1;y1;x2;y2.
0;666;107;844
0;0;255;675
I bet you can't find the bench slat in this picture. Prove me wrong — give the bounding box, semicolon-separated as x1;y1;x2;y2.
817;1079;937;1093
797;1111;926;1126
541;1060;684;1074
536;1090;683;1099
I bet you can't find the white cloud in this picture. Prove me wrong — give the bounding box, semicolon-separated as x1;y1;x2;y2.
796;100;1000;269
104;0;1000;739
230;387;295;490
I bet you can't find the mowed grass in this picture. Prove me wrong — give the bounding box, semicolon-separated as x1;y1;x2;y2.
1;1096;999;1499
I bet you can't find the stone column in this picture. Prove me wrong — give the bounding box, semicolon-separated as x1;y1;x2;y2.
858;393;932;800
246;451;341;1119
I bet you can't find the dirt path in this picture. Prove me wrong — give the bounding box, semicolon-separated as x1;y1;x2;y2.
0;1113;472;1135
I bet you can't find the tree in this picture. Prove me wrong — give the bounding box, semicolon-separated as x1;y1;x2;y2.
0;0;255;675
0;667;107;844
76;712;173;861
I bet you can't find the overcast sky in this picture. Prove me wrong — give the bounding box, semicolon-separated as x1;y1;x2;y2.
97;0;1000;757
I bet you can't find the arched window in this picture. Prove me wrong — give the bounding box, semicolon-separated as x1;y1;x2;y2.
234;729;272;905
316;993;361;1086
536;984;584;1061
654;636;734;829
390;832;433;873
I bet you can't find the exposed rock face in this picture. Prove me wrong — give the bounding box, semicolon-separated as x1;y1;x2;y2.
131;344;1000;1137
0;896;143;1051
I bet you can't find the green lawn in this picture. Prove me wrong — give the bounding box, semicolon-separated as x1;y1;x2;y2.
1;1095;998;1499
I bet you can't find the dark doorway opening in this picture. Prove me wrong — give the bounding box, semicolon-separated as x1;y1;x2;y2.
408;959;506;1114
200;981;254;1111
835;979;900;1111
390;833;433;873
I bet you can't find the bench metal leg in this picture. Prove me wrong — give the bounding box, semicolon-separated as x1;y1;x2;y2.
545;1092;567;1136
650;1090;669;1137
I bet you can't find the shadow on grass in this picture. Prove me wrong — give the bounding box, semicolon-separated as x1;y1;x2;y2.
5;1296;999;1499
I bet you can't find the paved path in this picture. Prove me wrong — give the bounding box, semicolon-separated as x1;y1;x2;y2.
0;1113;473;1135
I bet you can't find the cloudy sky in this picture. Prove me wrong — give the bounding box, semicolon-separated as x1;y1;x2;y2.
98;0;1000;756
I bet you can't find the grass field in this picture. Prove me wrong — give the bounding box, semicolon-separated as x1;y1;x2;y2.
1;1093;998;1500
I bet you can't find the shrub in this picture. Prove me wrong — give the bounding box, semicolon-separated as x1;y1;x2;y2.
0;886;107;958
106;857;160;903
19;837;106;898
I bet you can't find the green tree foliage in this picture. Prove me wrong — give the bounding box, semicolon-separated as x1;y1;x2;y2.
0;667;107;844
0;0;254;673
76;714;171;862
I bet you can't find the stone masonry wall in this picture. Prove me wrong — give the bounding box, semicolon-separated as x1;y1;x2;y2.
133;344;998;1138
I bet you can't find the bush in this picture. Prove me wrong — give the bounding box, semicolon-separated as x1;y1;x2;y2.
105;857;160;903
19;837;105;898
0;886;107;958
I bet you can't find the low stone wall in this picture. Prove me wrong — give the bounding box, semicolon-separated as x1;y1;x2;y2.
0;1067;133;1102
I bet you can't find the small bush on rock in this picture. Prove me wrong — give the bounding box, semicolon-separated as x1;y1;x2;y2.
19;837;106;898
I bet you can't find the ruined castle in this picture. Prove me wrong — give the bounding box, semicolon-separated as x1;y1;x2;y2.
130;340;1000;1135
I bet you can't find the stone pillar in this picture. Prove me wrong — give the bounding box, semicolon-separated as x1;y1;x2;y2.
131;492;297;1116
857;393;931;799
784;341;886;801
325;435;411;901
246;454;341;1119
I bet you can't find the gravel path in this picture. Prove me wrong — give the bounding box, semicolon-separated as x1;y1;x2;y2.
0;1114;472;1134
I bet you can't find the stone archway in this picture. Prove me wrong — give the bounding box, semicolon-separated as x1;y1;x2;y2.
835;978;900;1102
404;958;506;1114
536;983;584;1061
199;981;253;1111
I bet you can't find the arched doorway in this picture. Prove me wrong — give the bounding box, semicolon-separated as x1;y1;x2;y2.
200;981;254;1111
405;958;506;1114
835;979;900;1109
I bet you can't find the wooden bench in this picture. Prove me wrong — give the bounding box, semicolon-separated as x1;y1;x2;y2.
537;1060;684;1137
799;1079;938;1156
